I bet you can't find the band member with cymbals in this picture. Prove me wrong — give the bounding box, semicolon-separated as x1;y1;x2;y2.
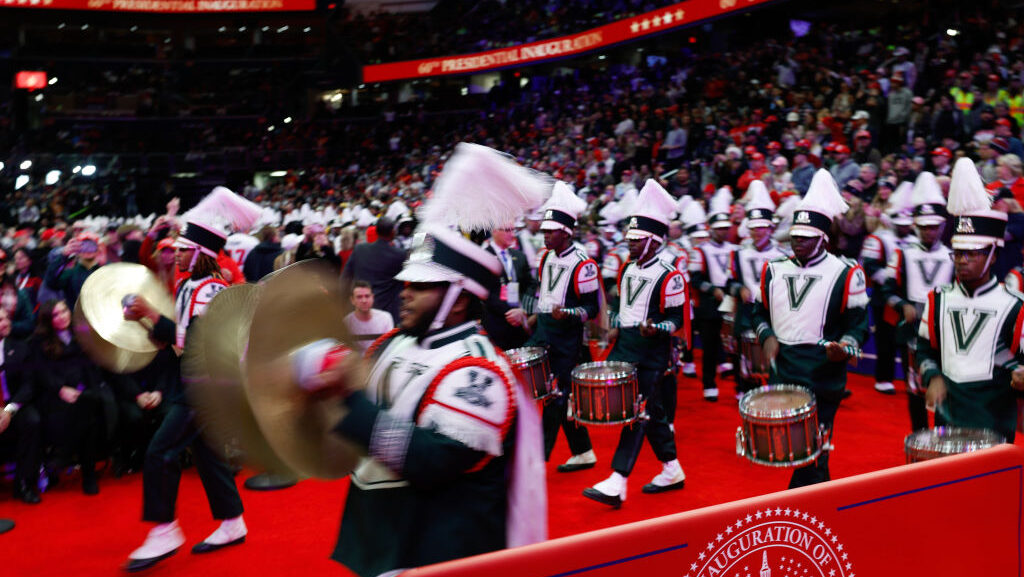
583;179;687;508
302;143;547;577
121;187;260;572
918;158;1024;442
751;170;870;488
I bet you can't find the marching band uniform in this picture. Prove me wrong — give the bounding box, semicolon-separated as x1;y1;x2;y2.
859;182;918;395
879;172;953;430
752;170;870;488
728;182;788;393
690;188;739;401
525;183;600;470
584;180;687;508
678;198;710;378
917;158;1024;442
326;144;546;575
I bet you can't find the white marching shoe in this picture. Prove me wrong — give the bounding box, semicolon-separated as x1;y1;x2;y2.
583;472;627;508
703;387;720;402
642;459;686;494
192;515;247;554
124;520;185;572
557;449;597;473
874;381;896;394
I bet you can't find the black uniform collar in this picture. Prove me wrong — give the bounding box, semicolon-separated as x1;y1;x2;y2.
420;321;480;350
556;245;576;258
637;248;663;269
793;249;828;268
956;276;998;298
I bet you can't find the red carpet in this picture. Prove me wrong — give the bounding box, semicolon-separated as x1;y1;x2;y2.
5;369;1022;576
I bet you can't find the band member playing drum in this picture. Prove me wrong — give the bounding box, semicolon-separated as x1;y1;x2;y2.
728;182;788;395
510;182;600;471
690;187;739;402
752;170;869;488
918;158;1024;442
303;144;547;576
879;172;953;431
584;180;687;508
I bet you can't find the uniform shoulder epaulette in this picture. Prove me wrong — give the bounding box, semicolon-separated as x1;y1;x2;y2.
768;255;790;264
1003;285;1024;301
838;255;860;269
657;260;676;273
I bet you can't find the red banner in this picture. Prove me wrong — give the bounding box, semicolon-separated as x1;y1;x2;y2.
0;0;313;12
405;445;1024;577
362;0;774;83
15;71;48;91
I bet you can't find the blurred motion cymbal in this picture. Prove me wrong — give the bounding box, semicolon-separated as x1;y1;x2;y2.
245;260;363;479
184;283;297;477
74;262;174;373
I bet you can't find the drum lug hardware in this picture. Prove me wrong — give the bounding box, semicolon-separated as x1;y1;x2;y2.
735;427;746;458
634;394;649;424
818;424;834;453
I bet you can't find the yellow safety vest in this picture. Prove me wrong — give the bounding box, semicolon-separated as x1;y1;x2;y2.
1008;93;1024;126
951;87;975;112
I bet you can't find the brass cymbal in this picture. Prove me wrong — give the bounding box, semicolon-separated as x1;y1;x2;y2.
74;262;174;373
184;284;297;477
245;260;363;479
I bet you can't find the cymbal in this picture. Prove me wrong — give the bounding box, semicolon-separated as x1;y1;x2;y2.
245;260;363;479
184;284;297;477
74;263;174;373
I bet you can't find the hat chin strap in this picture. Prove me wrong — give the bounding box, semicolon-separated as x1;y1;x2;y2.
429;280;465;332
187;248;200;273
983;244;997;273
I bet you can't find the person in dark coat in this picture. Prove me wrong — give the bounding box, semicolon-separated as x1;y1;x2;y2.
340;217;406;323
481;226;536;350
0;308;43;504
242;225;283;283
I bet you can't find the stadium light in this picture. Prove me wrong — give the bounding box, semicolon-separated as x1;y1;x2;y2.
72;165;81;174
0;162;5;173
82;165;97;176
239;26;247;32
268;125;276;132
45;170;61;185
284;117;293;124
34;94;44;102
269;170;288;177
48;77;58;85
946;28;960;37
15;175;29;190
19;160;31;170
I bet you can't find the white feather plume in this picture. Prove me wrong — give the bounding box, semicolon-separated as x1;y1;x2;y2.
543;180;588;218
745;180;776;211
946;157;990;216
182;186;263;233
911;171;946;207
634;179;677;219
888;181;915;216
709;186;734;216
418;143;553;231
599;200;627;225
675;194;692;219
798;170;849;219
681;199;708;228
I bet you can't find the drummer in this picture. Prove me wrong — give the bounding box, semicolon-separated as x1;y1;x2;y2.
918;158;1024;442
727;181;788;396
510;181;601;472
751;170;869;488
583;180;687;508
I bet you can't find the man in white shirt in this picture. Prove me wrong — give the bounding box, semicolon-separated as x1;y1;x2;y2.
344;280;395;352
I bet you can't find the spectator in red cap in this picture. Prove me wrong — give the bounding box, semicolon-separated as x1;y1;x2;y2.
930;146;953;176
986;154;1024;206
791;140;816;195
737;152;769;193
830;143;859;188
994;117;1024;157
852;129;881;166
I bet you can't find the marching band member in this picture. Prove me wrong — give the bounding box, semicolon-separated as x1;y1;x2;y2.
511;182;601;471
121;187;259;571
690;188;739;401
728;181;788;394
879;172;953;430
584;180;687;507
306;143;547;576
677;197;710;378
752;170;870;488
919;158;1024;442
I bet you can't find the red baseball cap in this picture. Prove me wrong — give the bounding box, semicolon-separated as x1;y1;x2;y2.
996;118;1012;127
988;74;1000;82
833;144;851;155
750;152;765;161
767;141;781;150
744;145;758;156
854;130;872;140
931;147;952;158
795;139;813;150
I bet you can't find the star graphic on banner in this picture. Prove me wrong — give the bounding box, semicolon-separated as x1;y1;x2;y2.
829;570;836;576
707;542;715;551
817;521;825;529
846;563;852;570
675;9;685;20
725;526;733;534
831;535;838;543
754;510;763;519
716;533;724;542
837;544;844;552
698;551;706;561
775;507;783;515
745;514;753;523
801;512;809;520
842;552;848;560
691;563;698;571
784;508;792;516
663;11;673;23
641;19;651;30
630;21;640;33
781;556;787;562
809;516;817;524
823;526;830;534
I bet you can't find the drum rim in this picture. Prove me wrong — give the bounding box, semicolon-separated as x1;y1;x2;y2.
904;426;1005;455
504;346;547;363
738;384;816;418
571;360;636;380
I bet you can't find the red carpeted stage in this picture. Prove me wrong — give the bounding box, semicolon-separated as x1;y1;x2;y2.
4;370;1022;576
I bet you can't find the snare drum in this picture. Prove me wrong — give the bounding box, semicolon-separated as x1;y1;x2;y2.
738;330;769;380
736;385;821;467
904;427;1005;464
505;347;552;400
570;361;639;426
721;314;737;355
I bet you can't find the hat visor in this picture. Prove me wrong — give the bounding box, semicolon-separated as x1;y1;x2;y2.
540;221;570;232
914;216;947;226
892;217;914;226
951;235;1002;250
395;260;461;284
709;221;733;229
746;219;774;229
789;225;826;238
625;229;663;241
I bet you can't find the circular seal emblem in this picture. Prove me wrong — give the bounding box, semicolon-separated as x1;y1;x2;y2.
685;508;856;577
